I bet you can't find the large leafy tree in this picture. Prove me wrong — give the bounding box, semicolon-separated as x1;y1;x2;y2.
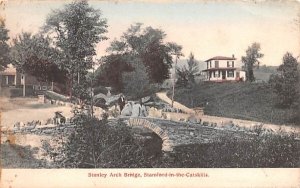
269;52;299;107
122;57;154;99
0;20;10;71
10;32;66;84
105;23;183;84
95;53;132;92
242;42;264;82
43;0;108;99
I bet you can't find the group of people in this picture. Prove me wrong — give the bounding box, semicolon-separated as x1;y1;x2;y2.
118;94;147;117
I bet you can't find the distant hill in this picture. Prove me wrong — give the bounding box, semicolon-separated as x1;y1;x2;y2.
253;65;278;82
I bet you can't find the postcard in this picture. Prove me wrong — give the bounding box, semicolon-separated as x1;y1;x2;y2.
0;0;299;187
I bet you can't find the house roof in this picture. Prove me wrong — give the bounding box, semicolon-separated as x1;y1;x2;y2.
205;56;236;62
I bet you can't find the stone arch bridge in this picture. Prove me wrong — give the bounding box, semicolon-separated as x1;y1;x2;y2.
123;117;254;152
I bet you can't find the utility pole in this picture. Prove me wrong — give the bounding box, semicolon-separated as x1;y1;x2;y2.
171;56;178;108
22;74;26;97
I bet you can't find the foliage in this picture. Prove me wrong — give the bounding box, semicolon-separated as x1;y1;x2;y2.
10;32;67;84
45;113;153;168
104;23;183;84
269;52;299;107
242;42;264;82
176;52;199;87
122;57;156;99
43;0;108;99
95;53;132;92
161;132;300;168
0;21;10;71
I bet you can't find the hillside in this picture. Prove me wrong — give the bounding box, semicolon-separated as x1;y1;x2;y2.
168;82;299;125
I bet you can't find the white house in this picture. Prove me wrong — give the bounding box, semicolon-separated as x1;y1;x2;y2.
202;55;245;82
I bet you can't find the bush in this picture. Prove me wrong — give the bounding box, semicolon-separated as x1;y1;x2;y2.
45;113;154;168
159;132;300;168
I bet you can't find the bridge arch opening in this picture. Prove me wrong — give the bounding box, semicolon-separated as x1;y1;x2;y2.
127;118;174;152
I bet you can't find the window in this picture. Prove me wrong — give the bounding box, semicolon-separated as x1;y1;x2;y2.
209;61;212;68
232;61;234;67
227;61;230;67
215;61;219;68
227;70;234;77
215;70;219;77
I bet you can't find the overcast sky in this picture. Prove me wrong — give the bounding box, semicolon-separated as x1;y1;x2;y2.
2;0;300;66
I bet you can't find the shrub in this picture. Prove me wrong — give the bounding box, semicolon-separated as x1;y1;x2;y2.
44;113;154;168
160;132;300;168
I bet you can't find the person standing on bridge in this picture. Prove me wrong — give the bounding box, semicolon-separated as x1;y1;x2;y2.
118;94;126;114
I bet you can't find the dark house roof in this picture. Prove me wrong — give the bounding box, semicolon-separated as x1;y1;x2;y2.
205;56;236;62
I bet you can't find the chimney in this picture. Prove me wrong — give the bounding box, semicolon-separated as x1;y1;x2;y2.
232;54;235;58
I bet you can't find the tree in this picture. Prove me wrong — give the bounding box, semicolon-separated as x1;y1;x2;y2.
0;20;10;71
95;53;132;92
269;52;299;107
106;23;183;84
176;52;199;87
11;33;66;83
122;57;154;99
242;43;264;82
43;0;108;99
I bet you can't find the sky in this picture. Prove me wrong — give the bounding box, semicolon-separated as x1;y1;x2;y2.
1;0;300;66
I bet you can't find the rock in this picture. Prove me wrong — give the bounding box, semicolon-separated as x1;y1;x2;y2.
148;107;162;118
131;103;146;117
187;116;198;123
202;121;209;126
121;102;134;116
141;96;151;103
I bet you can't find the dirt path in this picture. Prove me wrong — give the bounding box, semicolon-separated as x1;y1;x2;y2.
155;92;195;114
1;98;73;129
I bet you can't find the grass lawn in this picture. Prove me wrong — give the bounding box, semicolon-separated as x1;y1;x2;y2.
168;82;299;125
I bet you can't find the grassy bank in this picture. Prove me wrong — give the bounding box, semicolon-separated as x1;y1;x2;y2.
168;82;299;125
